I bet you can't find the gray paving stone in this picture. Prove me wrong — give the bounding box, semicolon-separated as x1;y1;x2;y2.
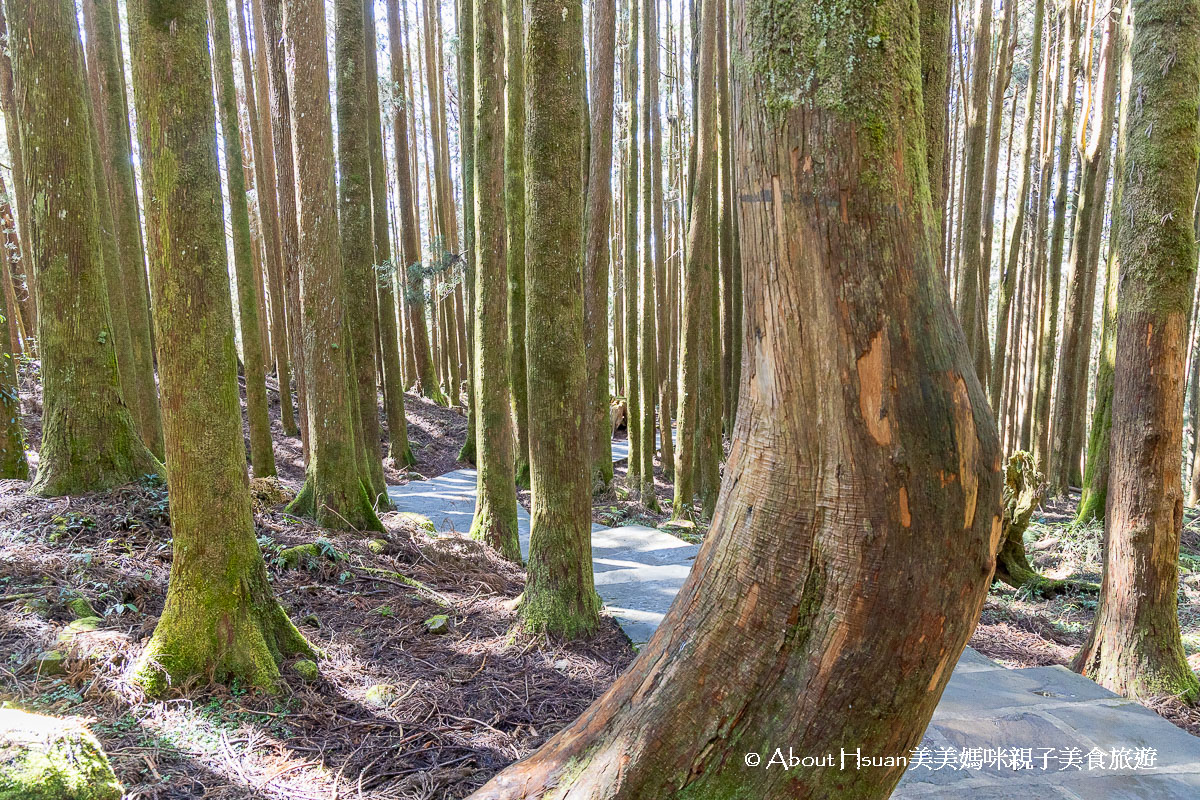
934;665;1121;717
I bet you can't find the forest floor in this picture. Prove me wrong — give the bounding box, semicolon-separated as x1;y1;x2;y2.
5;364;1200;798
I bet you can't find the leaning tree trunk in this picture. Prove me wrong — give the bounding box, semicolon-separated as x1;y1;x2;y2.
283;0;384;534
469;0;1002;791
334;0;389;505
469;0;521;562
583;0;616;492
1072;0;1200;701
209;0;276;478
5;0;162;498
82;0;163;459
518;0;600;639
125;0;312;695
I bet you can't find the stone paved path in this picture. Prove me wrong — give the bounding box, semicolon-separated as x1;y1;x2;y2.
385;441;1200;798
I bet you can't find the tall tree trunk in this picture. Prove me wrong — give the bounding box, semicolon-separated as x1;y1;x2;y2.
459;0;479;465
716;0;735;439
636;0;659;509
0;173;26;480
0;5;36;350
921;0;952;263
125;0;311;695
1033;0;1080;472
386;0;446;406
282;0;385;534
584;0;616;492
622;0;643;498
954;0;994;380
469;0;520;561
82;0;163;459
209;0;276;477
992;0;1045;415
335;0;390;504
505;0;531;487
470;0;1002;788
651;0;675;482
364;0;415;468
1072;0;1200;700
6;0;162;498
1050;5;1118;496
241;0;298;438
519;0;600;638
258;0;310;454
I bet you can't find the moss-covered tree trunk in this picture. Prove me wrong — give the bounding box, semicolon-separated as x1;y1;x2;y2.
1072;0;1200;700
458;0;479;466
0;5;36;353
258;0;310;453
334;0;389;505
518;0;600;638
6;0;162;498
208;0;276;478
468;0;520;561
124;0;311;695
584;0;616;493
0;179;27;479
82;0;163;460
363;0;414;468
470;0;1002;789
386;0;446;407
282;0;384;534
919;0;950;261
504;0;530;488
239;0;298;439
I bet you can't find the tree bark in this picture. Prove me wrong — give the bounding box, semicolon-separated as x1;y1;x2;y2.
282;0;385;533
209;0;276;478
470;0;1003;789
82;0;163;459
505;0;531;487
334;0;390;504
636;0;660;509
0;173;26;479
6;0;162;497
1072;0;1200;701
920;0;952;263
622;0;643;498
584;0;616;492
468;0;521;561
0;4;36;351
125;0;311;695
519;0;600;638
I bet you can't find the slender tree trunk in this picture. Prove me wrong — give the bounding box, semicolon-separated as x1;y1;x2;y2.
242;0;298;438
584;0;616;492
458;0;479;465
921;0;952;263
623;0;643;497
992;0;1045;415
0;174;26;479
208;0;276;477
125;0;311;695
258;0;310;455
82;0;163;459
519;0;600;638
364;0;415;468
1050;6;1117;496
335;0;389;504
954;0;994;379
1073;0;1200;701
716;0;735;439
0;5;36;351
282;0;384;533
6;0;162;497
385;0;445;407
636;0;659;509
505;0;531;487
469;0;520;561
470;0;1002;788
